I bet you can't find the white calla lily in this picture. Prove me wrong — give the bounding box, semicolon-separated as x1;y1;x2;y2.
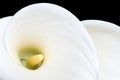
0;16;13;80
82;20;120;80
0;3;98;80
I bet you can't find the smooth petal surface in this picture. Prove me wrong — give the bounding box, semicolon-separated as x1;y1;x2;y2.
0;17;13;80
1;3;98;80
82;20;120;80
0;17;12;51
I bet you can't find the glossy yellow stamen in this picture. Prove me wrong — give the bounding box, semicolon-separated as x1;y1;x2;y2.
19;47;44;70
26;54;44;69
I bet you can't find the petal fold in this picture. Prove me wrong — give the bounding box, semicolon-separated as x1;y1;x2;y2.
82;20;120;80
1;3;98;80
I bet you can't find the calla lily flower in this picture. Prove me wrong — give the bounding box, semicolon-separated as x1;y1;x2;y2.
0;3;98;80
82;20;120;80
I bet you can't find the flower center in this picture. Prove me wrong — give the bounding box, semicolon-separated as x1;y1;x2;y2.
19;47;44;70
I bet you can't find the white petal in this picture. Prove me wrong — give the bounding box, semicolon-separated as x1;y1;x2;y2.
0;16;14;80
0;17;12;50
82;20;120;80
2;3;98;80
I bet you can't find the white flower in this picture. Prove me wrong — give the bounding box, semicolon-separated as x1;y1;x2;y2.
82;20;120;80
0;3;98;80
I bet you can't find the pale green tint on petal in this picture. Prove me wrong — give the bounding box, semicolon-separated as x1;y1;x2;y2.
4;3;98;80
82;20;120;80
19;47;44;70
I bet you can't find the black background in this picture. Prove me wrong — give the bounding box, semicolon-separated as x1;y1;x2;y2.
0;0;120;26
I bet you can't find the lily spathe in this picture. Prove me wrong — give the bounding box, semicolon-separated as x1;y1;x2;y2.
0;3;120;80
